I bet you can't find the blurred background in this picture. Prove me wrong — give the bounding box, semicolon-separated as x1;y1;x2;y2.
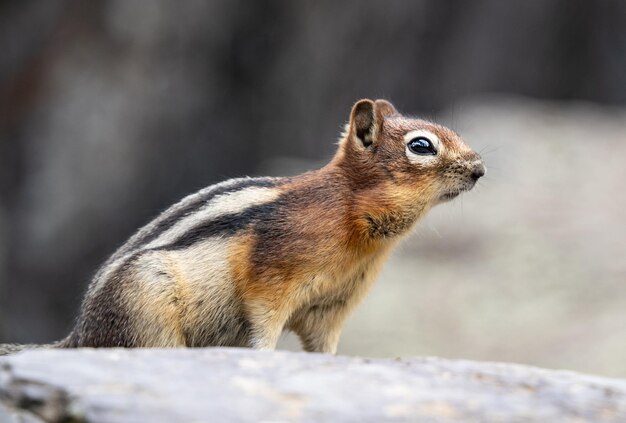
1;1;625;377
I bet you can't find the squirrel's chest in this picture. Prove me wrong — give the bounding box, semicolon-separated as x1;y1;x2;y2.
294;247;391;307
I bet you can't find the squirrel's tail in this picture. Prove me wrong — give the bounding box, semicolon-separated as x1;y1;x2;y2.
0;343;44;356
0;336;71;356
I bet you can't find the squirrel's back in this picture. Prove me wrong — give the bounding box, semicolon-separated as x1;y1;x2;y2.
65;175;291;348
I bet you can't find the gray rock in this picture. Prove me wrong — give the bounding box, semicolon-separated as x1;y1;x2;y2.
0;348;625;423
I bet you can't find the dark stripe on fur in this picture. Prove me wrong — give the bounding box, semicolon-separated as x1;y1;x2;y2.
154;183;335;252
155;201;281;251
124;177;281;252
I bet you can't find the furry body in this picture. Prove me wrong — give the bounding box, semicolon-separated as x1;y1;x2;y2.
1;99;484;355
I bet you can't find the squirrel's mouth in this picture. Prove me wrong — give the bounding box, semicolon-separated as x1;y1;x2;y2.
439;181;476;202
440;190;462;201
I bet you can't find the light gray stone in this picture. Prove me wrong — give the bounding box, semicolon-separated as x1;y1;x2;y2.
0;348;625;423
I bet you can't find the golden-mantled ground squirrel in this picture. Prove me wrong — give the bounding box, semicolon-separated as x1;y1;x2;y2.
1;99;484;355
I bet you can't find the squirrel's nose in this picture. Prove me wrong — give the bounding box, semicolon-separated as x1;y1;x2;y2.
470;162;486;181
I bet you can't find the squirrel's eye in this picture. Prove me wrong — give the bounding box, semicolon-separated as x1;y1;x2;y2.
408;137;437;156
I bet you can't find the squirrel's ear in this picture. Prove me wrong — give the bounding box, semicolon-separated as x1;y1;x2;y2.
374;99;398;119
349;99;398;147
349;99;376;147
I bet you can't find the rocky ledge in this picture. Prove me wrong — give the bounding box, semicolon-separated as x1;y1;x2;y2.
0;348;625;422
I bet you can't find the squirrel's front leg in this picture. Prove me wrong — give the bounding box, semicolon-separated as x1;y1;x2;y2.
288;302;350;354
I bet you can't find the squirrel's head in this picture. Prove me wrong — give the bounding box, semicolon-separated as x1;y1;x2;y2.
336;99;485;210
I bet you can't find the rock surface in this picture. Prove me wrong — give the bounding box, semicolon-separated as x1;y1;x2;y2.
0;348;625;423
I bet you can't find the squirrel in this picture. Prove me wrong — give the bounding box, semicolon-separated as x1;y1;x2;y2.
0;99;484;355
